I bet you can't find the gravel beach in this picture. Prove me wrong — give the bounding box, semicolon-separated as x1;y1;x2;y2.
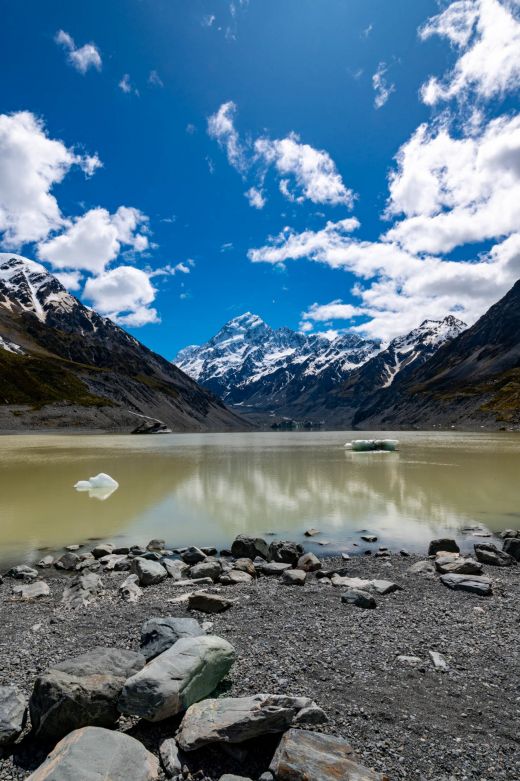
0;548;519;781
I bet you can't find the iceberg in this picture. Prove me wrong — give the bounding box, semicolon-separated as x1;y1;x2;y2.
74;473;119;501
344;439;399;452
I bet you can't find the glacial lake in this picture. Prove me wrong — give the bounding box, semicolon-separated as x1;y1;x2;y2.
0;430;519;567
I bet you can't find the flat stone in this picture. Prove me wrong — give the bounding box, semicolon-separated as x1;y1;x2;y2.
220;569;254;585
189;560;222;581
440;573;492;596
30;647;145;741
130;557;167;586
370;579;402;595
6;564;38;580
341;589;377;609
177;694;326;751
12;581;50;600
181;546;207;564
140;617;204;661
269;728;387;781
219;776;252;781
231;535;270;561
474;542;516;567
428;538;460;556
0;686;27;746
503;537;520;561
435;557;483;575
282;569;307;586
118;635;235;722
256;561;292;576
25;726;159;780
297;552;321;572
159;737;182;778
188;592;234;613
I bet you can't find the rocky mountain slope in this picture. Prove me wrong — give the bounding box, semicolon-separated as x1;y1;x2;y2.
353;280;520;429
0;254;246;432
175;312;380;419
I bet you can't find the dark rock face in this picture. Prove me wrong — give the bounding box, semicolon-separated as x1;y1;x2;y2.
428;538;460;556
268;540;304;565
188;593;234;614
140;617;204;661
29;647;145;741
25;726;159;780
503;537;520;561
474;543;516;567
231;535;270;561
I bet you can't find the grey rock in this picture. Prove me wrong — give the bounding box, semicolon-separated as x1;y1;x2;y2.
269;728;386;781
159;737;182;778
140;551;162;561
503;537;520;561
0;686;27;746
140;617;204;661
163;558;190;580
25;726;159;780
91;543;114;559
397;655;422;666
12;580;50;600
408;560;435;574
55;552;81;570
130;557;167;586
259;774;274;781
499;528;519;539
282;569;307;586
188;592;234;613
370;579;402;595
38;555;54;568
147;538;166;551
268;540;304;565
220;569;254;585
361;534;378;543
65;544;81;551
256;561;292;576
341;589;377;609
219;776;252;781
119;573;142;602
62;572;102;608
304;528;320;537
231;535;269;561
189;559;222;581
30;647;145;741
202;546;218;556
118;635;235;722
233;558;256;577
429;650;449;670
440;573;492;596
297;552;321;572
428;538;460;556
435;557;483;575
7;564;38;580
474;542;515;566
112;546;130;555
177;694;325;751
181;546;207;564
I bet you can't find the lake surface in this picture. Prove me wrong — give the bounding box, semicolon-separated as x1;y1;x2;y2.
0;430;519;566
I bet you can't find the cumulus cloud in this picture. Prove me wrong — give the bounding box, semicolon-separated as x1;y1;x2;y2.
372;62;395;109
54;270;83;291
37;206;149;274
208;102;354;207
83;265;159;326
0;111;101;248
55;29;102;74
419;0;520;104
300;300;363;331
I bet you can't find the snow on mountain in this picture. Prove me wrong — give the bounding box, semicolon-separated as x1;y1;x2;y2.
175;312;381;410
0;253;78;322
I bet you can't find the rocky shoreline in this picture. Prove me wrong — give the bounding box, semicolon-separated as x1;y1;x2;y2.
1;532;519;780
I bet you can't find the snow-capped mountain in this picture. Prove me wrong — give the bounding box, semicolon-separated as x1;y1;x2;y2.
175;312;381;414
0;254;245;432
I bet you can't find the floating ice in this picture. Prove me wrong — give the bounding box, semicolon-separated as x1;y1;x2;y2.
74;473;119;501
345;439;399;452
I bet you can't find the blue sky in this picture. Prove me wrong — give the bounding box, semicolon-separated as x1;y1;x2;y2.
1;0;519;357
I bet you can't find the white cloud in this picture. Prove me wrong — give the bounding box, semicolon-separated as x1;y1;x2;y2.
119;74;132;93
148;259;194;277
300;300;362;330
54;270;83;291
372;62;395;109
148;70;163;87
0;111;101;248
55;29;102;74
207;101;247;172
245;186;266;209
419;0;520;104
202;14;216;27
384;114;520;253
37;206;149;274
83;265;159;326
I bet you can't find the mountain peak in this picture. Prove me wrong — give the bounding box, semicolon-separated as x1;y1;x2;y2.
0;253;75;323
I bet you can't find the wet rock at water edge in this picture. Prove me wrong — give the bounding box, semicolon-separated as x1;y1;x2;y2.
54;551;80;570
440;573;492;596
503;537;520;561
361;534;378;543
500;528;520;539
177;693;327;751
130;556;168;586
140;616;204;661
188;592;234;613
181;546;207;564
12;580;50;600
269;728;388;781
428;538;460;556
25;726;159;780
282;569;307;586
341;589;377;609
474;542;516;567
189;559;222;582
118;635;235;722
231;535;270;561
37;555;54;568
297;552;321;572
160;737;182;778
435;556;483;575
147;538;166;551
6;564;38;580
29;646;146;741
119;573;142;602
62;572;103;608
268;539;304;566
0;685;27;746
91;543;114;559
304;528;320;537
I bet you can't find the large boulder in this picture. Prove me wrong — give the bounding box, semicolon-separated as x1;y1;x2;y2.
435;557;483;575
180;546;207;564
140;617;204;661
0;686;27;746
269;729;387;781
130;557;167;586
428;538;460;556
268;540;304;565
297;553;321;572
177;694;326;751
163;559;190;580
118;635;235;722
440;573;492;596
25;726;159;780
54;552;80;571
502;537;520;561
474;543;515;567
231;535;269;561
30;647;145;742
189;560;222;582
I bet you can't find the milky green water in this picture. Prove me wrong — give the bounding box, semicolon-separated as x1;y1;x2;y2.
0;430;519;565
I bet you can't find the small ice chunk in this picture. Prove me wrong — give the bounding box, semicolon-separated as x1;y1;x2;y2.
345;439;399;452
74;473;119;500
